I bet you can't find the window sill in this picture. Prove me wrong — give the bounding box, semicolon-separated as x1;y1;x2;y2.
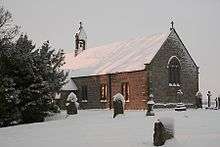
169;83;180;87
81;100;88;103
100;100;107;102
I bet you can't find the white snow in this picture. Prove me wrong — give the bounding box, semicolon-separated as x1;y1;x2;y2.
147;100;155;105
77;23;87;41
66;92;77;102
63;31;170;77
61;79;77;90
1;109;220;147
54;93;61;99
196;91;202;98
66;92;79;108
113;93;125;108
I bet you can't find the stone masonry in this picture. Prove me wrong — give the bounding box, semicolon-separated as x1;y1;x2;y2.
149;30;198;104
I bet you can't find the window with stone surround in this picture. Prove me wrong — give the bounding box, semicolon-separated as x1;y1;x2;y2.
121;82;130;101
100;84;108;101
168;56;181;86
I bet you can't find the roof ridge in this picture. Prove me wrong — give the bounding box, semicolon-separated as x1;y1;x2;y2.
65;32;169;55
63;31;170;77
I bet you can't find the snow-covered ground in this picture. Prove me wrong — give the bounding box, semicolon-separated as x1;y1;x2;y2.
0;109;220;147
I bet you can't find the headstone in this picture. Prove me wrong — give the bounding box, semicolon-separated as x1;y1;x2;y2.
207;91;211;108
196;91;203;108
218;97;220;109
215;97;218;109
153;118;174;146
175;89;186;111
146;94;155;116
112;93;125;118
176;89;183;103
66;92;79;115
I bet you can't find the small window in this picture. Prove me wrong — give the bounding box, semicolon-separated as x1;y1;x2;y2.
100;84;108;100
81;85;88;100
121;82;129;101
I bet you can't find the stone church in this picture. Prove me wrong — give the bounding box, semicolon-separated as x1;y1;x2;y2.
59;22;199;110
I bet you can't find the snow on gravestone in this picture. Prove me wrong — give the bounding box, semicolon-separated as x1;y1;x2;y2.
66;92;79;115
153;117;174;146
112;93;125;118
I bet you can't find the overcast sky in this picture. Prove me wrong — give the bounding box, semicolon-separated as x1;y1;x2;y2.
2;0;220;98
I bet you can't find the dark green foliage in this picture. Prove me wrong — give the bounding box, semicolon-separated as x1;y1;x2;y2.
0;6;67;126
0;6;21;127
21;103;45;123
15;35;67;124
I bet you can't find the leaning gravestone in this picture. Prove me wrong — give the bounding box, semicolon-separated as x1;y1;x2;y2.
112;93;125;118
66;92;79;115
153;117;174;146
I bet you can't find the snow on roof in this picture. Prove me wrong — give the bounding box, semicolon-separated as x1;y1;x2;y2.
61;79;78;90
78;27;87;40
63;31;170;77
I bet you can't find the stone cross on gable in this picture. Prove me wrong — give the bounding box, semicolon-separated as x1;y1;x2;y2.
170;21;174;30
79;21;83;29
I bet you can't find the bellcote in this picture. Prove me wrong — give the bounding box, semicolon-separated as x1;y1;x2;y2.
75;22;87;57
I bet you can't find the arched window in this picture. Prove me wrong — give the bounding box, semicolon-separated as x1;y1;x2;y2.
168;56;181;85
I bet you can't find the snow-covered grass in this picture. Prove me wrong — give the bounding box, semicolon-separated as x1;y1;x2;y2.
1;109;220;147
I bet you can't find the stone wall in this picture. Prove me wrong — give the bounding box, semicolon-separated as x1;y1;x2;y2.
149;29;199;104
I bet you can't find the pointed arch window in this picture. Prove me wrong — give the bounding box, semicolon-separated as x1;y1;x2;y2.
168;56;181;85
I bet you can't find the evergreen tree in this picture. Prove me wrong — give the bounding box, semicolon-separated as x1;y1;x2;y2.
18;38;67;123
0;6;67;126
0;6;20;127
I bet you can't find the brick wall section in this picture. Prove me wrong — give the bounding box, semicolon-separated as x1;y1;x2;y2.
70;70;149;110
149;30;199;104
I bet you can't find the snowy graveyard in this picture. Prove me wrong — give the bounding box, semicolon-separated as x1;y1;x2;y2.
1;109;220;147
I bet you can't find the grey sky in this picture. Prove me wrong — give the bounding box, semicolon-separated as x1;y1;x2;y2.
2;0;220;98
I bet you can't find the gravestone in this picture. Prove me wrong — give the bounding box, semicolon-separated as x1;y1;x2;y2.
146;94;155;116
66;92;79;115
207;91;211;108
215;97;218;109
195;91;203;108
112;93;125;118
175;89;186;111
218;97;220;109
153;118;174;146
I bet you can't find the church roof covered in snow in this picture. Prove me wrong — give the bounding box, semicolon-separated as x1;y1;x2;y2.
61;79;78;90
63;31;171;77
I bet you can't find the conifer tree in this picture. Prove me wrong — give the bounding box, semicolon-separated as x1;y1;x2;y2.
0;6;20;127
0;6;67;126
